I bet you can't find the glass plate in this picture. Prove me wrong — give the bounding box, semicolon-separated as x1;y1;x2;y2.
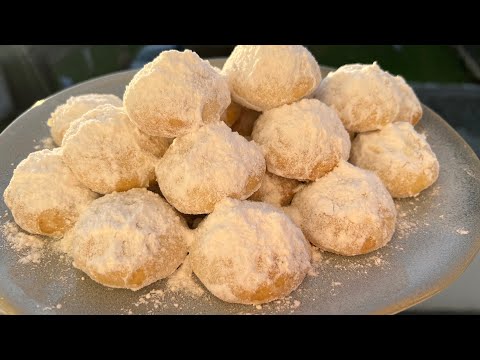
1;59;479;314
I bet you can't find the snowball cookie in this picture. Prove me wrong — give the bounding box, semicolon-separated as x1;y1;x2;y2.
3;148;98;238
124;49;230;138
70;188;189;291
190;198;311;305
220;101;243;127
156;122;266;214
222;45;322;112
249;171;301;207
47;93;122;146
290;161;397;256
390;74;423;125
315;62;401;133
62;104;168;194
350;122;439;198
251;98;351;181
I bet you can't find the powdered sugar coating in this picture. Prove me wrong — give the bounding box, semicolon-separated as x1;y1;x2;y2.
47;94;122;146
249;171;301;207
222;45;321;111
155;122;266;214
62;104;165;194
315;62;400;133
290;161;397;256
390;74;423;125
70;188;189;291
124;50;230;138
3;148;98;238
252;99;351;181
350;122;439;198
190;198;311;304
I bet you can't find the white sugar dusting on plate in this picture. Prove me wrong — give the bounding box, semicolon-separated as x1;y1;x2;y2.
166;256;204;297
237;295;302;315
33;136;56;150
121;259;206;314
395;202;419;239
308;245;323;276
1;221;45;264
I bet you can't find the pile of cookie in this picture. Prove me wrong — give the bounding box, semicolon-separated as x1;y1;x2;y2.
3;45;439;305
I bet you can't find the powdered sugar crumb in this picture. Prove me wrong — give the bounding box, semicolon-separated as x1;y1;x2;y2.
33;136;56;150
134;289;165;309
238;295;302;314
308;245;323;277
122;267;206;314
1;221;45;264
166;256;204;297
42;304;62;312
396;218;418;239
330;253;388;272
456;228;469;235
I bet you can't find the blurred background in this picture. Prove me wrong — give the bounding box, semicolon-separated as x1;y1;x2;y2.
0;45;479;313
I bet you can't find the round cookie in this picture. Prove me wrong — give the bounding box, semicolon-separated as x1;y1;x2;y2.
350;122;439;198
251;98;350;181
155;122;265;214
62;104;168;194
124;49;230;138
190;198;311;305
390;74;423;125
47;93;122;146
315;62;401;133
70;188;189;291
3;148;98;238
249;171;301;207
222;45;321;111
289;161;397;256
